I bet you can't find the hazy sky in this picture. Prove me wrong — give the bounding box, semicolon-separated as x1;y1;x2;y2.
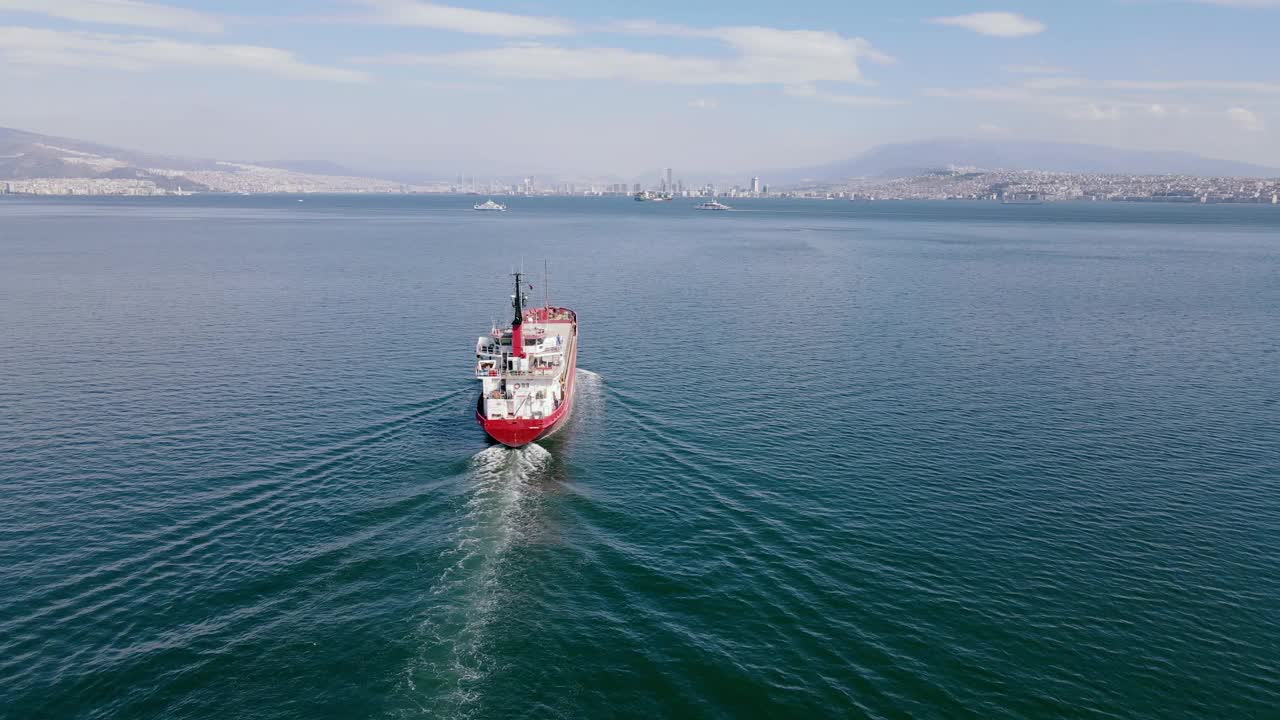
1;0;1277;179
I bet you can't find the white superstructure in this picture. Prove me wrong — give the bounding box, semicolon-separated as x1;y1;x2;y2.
475;310;575;422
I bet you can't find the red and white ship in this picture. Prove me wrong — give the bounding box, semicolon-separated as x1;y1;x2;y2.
474;271;578;447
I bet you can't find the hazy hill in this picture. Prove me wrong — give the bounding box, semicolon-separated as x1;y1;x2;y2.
0;127;222;189
771;138;1280;183
0;127;400;191
0;127;223;174
251;159;361;177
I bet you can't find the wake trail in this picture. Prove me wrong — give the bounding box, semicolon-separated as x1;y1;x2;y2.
564;369;605;435
395;444;551;719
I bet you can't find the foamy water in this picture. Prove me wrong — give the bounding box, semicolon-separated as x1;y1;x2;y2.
397;445;550;716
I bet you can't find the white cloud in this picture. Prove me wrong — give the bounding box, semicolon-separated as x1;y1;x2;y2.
0;26;368;82
1003;64;1069;74
930;12;1045;37
358;0;573;36
0;0;222;33
925;84;1177;122
362;46;724;83
783;84;903;106
357;24;895;90
1022;76;1086;90
1228;107;1265;131
611;21;894;80
688;98;717;109
1072;103;1123;121
712;26;894;71
923;85;1050;103
1103;79;1280;94
977;122;1009;134
927;76;1280;115
1188;0;1280;6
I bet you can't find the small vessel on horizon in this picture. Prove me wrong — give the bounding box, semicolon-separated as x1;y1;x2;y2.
695;200;732;211
473;199;507;211
634;190;673;202
474;271;578;447
1002;192;1045;205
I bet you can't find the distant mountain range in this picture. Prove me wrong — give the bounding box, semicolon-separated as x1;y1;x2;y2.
0;126;418;193
0;126;223;190
250;159;362;177
5;126;1277;193
770;138;1280;184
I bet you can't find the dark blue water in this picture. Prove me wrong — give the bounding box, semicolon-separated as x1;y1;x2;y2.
2;195;1278;719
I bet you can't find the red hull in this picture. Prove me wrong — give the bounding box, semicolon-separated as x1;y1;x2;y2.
476;326;577;448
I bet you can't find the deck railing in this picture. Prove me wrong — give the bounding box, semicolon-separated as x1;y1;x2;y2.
475;366;560;378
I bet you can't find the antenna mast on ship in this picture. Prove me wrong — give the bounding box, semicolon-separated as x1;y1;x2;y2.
511;270;526;357
511;270;524;326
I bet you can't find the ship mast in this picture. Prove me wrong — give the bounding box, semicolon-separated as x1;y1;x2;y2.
511;271;526;358
511;271;524;326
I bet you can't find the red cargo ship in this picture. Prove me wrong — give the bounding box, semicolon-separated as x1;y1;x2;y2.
474;272;578;447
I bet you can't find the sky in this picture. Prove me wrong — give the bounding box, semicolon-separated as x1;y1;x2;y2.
1;0;1278;180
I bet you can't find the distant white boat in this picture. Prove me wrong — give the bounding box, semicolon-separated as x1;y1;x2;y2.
473;199;507;211
634;191;673;202
1002;192;1044;205
695;200;732;211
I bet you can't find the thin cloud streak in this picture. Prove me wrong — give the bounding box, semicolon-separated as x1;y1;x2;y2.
1188;0;1280;6
1003;64;1069;75
1228;107;1265;131
355;22;895;91
929;76;1280;104
924;78;1277;133
0;25;368;82
929;12;1045;37
1103;79;1280;94
784;84;905;106
614;20;895;67
357;0;573;36
358;45;860;85
0;0;223;33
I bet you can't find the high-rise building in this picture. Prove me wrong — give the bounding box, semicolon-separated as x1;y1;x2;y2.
751;177;761;195
665;168;673;193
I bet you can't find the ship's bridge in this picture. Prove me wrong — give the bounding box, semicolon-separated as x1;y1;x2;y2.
476;333;563;359
475;326;567;379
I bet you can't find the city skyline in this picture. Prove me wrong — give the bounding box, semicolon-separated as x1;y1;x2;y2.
0;1;1277;177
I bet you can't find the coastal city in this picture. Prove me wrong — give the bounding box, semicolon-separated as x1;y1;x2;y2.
0;162;429;196
3;162;1279;205
809;168;1280;204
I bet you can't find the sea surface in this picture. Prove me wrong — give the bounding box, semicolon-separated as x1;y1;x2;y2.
2;195;1278;719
